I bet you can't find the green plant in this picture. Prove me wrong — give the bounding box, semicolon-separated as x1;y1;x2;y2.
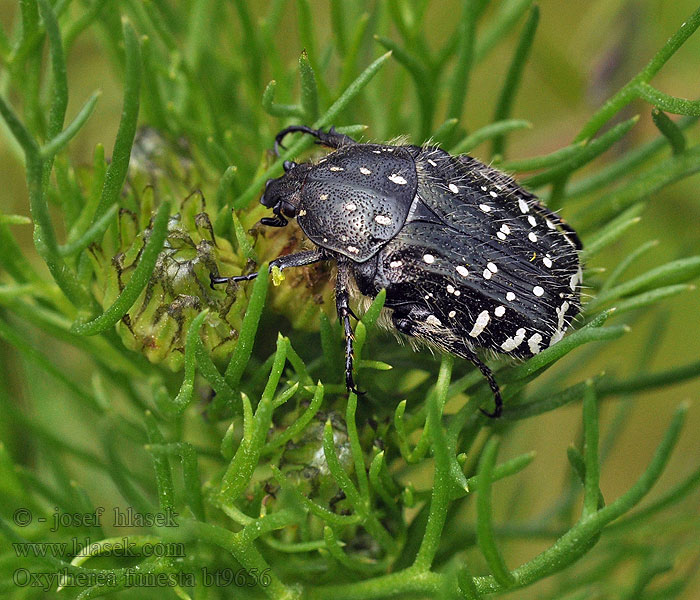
1;2;699;599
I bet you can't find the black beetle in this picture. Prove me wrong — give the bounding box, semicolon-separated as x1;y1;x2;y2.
212;126;582;417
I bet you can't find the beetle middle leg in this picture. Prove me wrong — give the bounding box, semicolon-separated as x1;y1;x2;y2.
209;249;324;287
335;259;362;394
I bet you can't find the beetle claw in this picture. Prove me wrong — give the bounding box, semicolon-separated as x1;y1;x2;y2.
209;273;229;289
479;405;503;419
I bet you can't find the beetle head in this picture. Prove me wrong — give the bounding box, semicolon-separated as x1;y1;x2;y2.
259;161;309;227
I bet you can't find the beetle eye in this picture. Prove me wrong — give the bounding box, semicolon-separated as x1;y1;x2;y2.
260;182;277;208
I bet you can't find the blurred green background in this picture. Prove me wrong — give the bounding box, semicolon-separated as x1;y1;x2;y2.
1;1;699;598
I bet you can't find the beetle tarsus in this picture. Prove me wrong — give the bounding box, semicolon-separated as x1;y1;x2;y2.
274;125;357;156
335;261;364;395
210;271;259;289
468;356;503;419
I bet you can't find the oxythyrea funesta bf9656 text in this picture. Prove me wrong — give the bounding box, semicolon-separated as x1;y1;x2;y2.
211;126;583;417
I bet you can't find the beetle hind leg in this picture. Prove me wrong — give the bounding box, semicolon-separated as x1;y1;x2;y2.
391;306;503;418
464;350;503;418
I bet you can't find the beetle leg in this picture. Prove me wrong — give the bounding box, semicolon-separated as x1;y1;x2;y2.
275;126;357;155
335;260;362;395
462;350;503;419
260;215;288;227
391;307;503;418
209;249;324;288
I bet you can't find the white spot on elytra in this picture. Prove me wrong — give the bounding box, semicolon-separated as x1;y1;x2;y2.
528;232;538;243
448;310;456;318
543;256;553;268
345;202;357;212
494;305;506;317
528;333;543;354
423;254;435;264
469;310;490;337
330;166;344;172
500;224;511;234
506;291;516;301
372;149;381;154
426;315;442;327
298;209;307;216
480;186;488;191
549;330;564;346
389;173;407;185
375;214;391;225
449;183;459;194
390;260;402;268
320;193;328;200
555;300;570;333
489;190;498;198
528;215;537;227
454;289;461;296
447;284;455;294
570;268;582;291
456;265;469;277
518;198;529;213
428;159;437;167
483;269;492;280
533;285;544;297
479;203;491;213
501;328;526;351
546;219;556;230
360;167;371;175
487;262;498;273
497;232;506;240
347;245;359;254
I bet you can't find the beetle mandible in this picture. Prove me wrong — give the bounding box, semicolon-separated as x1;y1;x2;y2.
211;126;583;417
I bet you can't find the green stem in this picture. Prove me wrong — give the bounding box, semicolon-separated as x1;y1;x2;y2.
93;18;141;222
71;201;171;335
475;404;687;594
575;6;700;141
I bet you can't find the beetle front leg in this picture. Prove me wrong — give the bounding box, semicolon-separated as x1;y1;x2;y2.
210;249;324;288
275;126;357;155
335;260;361;394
